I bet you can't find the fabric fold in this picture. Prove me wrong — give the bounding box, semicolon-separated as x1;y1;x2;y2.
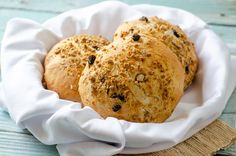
0;1;235;156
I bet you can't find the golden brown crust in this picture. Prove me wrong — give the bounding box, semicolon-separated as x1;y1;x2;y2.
113;16;198;90
79;35;184;123
44;35;110;102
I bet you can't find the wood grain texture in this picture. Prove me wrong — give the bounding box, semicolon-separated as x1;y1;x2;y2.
0;110;29;134
0;0;235;155
209;25;236;54
223;89;236;114
0;0;236;54
1;24;236;54
0;131;59;156
0;109;235;156
0;8;56;32
1;0;236;26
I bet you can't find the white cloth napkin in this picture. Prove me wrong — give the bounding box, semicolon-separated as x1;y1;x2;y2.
0;1;236;156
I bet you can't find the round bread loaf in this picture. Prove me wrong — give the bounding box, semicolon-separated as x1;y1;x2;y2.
44;35;110;102
113;16;198;90
79;34;184;123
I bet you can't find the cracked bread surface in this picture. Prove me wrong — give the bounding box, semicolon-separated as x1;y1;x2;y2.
79;34;184;123
44;34;110;102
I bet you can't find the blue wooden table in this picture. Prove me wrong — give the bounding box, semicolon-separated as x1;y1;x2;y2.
0;0;236;155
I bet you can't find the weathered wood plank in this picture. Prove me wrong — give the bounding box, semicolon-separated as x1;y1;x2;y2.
0;115;234;156
219;113;236;128
0;19;236;54
0;0;236;25
0;0;235;155
0;100;234;155
0;3;235;54
0;131;59;156
1;0;236;53
0;30;3;42
223;89;236;114
209;25;236;54
0;8;56;34
0;109;29;134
